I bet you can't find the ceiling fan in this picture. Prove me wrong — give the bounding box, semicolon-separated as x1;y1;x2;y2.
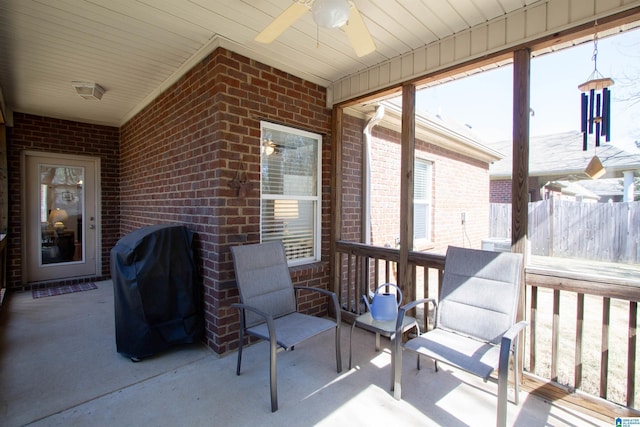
255;0;376;57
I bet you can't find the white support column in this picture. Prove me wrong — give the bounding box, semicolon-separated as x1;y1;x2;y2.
623;171;635;202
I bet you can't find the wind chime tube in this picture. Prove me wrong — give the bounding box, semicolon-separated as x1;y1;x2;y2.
595;92;601;147
602;87;611;142
588;88;595;134
581;93;589;151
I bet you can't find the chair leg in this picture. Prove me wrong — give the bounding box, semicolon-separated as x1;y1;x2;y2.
269;333;278;412
497;340;511;427
335;323;342;372
236;343;243;376
390;335;394;391
348;322;356;370
513;342;520;405
236;320;245;375
497;373;508;427
393;335;403;400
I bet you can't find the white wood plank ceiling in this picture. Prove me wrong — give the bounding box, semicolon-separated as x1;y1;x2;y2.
0;0;638;127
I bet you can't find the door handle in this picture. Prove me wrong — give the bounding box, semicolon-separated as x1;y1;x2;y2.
89;225;95;229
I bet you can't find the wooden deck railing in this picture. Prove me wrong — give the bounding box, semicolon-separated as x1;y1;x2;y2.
526;267;640;411
335;240;639;414
0;234;6;308
335;240;444;324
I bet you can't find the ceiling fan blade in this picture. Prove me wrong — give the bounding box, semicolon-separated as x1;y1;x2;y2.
343;3;376;57
255;2;309;44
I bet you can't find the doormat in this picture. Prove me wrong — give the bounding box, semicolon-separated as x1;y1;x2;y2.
32;282;97;299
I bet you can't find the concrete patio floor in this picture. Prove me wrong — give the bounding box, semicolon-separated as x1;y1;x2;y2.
0;280;608;426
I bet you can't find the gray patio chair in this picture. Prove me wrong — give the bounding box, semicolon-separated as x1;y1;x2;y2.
230;241;342;412
393;246;526;427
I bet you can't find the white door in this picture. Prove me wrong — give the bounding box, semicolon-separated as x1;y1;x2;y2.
24;152;100;282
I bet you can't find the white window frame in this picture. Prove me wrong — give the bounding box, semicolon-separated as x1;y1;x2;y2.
414;157;433;248
260;121;322;265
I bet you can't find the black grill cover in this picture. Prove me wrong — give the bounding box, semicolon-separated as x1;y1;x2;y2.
111;224;202;359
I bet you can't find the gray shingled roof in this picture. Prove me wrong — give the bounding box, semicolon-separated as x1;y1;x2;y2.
487;131;640;179
578;178;626;197
544;180;601;200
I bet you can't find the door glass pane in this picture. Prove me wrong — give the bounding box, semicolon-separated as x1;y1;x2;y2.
39;165;84;265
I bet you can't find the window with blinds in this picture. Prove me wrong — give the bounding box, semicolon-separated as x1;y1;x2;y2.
414;158;433;244
260;122;321;265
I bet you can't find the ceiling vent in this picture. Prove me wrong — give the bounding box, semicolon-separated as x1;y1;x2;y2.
71;81;105;100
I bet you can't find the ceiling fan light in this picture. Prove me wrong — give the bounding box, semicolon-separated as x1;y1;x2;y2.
312;0;350;29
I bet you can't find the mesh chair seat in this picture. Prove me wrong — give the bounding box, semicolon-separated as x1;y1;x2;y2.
247;312;338;349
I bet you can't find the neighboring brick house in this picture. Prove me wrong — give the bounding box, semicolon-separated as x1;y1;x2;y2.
487;131;640;203
6;48;500;356
345;104;502;255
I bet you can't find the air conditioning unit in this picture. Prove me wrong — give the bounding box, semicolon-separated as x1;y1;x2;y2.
481;238;512;253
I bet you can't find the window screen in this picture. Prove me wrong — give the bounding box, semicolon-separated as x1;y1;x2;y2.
414;158;432;242
260;122;321;264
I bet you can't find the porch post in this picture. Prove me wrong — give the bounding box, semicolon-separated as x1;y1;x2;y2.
399;83;416;301
623;170;635;202
512;48;530;390
330;107;343;304
512;51;530;257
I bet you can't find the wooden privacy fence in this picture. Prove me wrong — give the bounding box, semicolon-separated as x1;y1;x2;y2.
490;200;640;263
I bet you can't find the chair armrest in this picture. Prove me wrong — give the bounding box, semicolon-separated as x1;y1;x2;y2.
498;320;528;373
501;320;528;345
231;303;276;336
395;298;437;335
231;302;273;322
293;286;341;324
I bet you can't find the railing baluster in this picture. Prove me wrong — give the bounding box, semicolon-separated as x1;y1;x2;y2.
374;257;380;290
601;297;611;399
385;260;390;283
423;267;429;299
551;289;560;382
628;301;637;407
355;254;362;313
575;293;584;389
411;266;417;301
530;286;538;373
347;254;354;312
339;252;346;310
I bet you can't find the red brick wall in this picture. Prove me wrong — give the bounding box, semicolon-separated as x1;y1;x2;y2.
369;126;402;248
491;177;542;203
119;48;332;354
429;142;490;253
342;115;492;255
341;115;364;242
6;113;120;288
491;179;512;203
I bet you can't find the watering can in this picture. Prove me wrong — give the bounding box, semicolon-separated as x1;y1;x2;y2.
364;283;402;321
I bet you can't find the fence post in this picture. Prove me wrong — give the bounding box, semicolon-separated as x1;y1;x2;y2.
548;198;554;257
